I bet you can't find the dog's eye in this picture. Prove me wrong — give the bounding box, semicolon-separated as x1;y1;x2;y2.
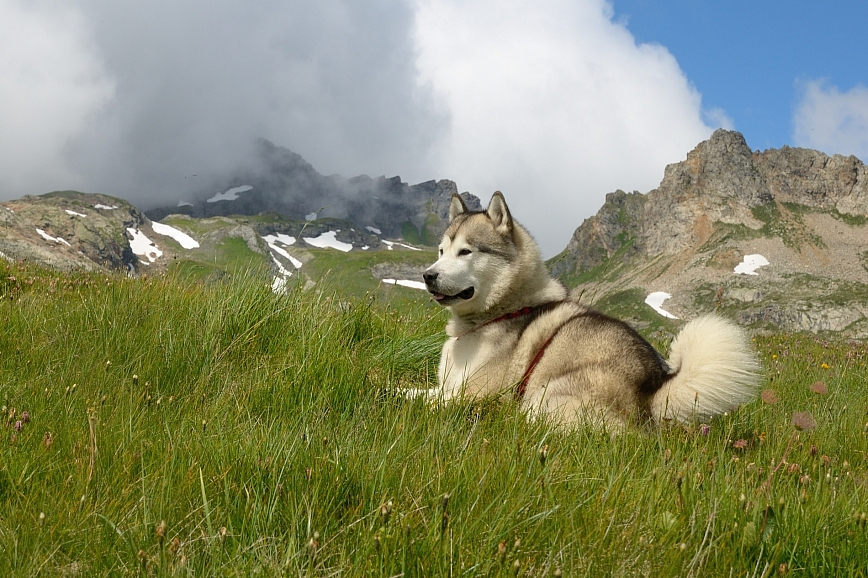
458;248;472;256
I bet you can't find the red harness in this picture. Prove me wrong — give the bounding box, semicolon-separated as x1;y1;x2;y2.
461;302;568;400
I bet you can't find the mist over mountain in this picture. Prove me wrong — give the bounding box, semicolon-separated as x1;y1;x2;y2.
145;139;481;243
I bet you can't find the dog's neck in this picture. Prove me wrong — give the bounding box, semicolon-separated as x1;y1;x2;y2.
445;272;567;337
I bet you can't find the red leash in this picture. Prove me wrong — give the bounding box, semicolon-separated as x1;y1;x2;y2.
455;301;573;400
514;332;557;400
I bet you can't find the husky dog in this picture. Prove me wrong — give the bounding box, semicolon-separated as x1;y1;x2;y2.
420;192;761;429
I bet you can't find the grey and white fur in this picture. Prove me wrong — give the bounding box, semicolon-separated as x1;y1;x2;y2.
419;192;761;430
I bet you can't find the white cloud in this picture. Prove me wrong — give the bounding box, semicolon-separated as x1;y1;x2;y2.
0;0;115;196
0;0;721;257
793;80;868;161
414;0;714;255
703;107;735;131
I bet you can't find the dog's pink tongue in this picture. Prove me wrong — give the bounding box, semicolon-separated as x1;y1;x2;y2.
432;293;445;301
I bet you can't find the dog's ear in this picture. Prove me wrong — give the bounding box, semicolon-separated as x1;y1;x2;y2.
486;191;513;233
449;194;469;221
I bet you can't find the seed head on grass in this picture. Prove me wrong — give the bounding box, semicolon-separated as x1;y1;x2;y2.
307;531;320;559
380;500;393;525
497;540;507;564
440;493;450;536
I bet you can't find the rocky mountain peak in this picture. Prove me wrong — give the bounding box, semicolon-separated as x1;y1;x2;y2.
553;130;868;336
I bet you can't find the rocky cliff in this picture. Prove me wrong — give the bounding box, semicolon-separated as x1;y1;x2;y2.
553;130;868;336
0;191;149;272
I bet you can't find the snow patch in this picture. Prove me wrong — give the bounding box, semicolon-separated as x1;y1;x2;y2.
382;279;427;291
262;233;296;247
270;254;294;294
151;222;200;249
36;229;71;247
94;203;118;210
177;200;193;207
645;292;678;319
303;231;352;252
366;226;382;235
305;212;318;221
65;209;87;218
734;254;769;275
127;228;162;262
382;240;422;251
263;234;302;268
207;185;252;203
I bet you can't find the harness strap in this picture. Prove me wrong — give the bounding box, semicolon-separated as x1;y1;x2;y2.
514;313;584;400
514;333;556;399
460;300;565;338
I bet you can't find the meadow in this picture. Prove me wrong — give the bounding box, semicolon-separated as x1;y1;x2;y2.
1;260;867;576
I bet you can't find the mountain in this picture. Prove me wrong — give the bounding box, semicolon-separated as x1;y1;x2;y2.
551;129;868;336
0;191;147;272
145;139;481;245
0;143;483;296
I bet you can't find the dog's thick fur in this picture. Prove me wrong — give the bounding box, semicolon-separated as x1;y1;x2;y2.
420;192;761;429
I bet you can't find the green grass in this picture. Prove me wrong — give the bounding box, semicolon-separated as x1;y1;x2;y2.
401;221;423;245
1;259;868;576
301;247;437;303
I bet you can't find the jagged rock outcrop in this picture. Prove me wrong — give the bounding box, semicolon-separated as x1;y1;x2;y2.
553;130;868;336
556;130;868;278
0;191;151;271
146;139;481;244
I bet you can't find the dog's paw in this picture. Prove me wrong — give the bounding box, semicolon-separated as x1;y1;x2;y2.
399;387;440;401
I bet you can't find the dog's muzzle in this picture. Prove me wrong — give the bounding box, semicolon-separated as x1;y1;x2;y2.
422;271;475;305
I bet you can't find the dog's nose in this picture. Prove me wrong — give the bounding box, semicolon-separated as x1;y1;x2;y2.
423;271;438;284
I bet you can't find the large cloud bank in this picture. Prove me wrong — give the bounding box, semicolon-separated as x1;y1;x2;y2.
0;0;722;254
793;80;868;163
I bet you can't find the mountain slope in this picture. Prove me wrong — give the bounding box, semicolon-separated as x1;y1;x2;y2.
552;130;868;336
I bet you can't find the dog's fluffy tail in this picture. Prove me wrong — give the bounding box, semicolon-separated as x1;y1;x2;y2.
650;315;761;423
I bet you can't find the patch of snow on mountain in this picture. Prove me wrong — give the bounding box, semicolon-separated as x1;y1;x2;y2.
305;212;318;220
151;222;200;249
382;240;422;251
127;228;162;262
271;254;293;294
303;231;352;252
734;254;770;275
178;200;193;207
94;204;118;210
207;185;252;203
263;234;301;268
366;226;382;234
267;244;302;268
65;209;87;217
263;233;296;247
644;291;678;319
382;279;427;290
36;229;71;247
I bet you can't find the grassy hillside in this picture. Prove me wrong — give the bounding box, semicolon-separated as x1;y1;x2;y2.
1;259;868;576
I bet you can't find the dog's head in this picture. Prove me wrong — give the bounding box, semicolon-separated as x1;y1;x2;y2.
423;192;518;314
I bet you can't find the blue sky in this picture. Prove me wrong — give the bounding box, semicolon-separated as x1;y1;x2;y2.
613;0;868;152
